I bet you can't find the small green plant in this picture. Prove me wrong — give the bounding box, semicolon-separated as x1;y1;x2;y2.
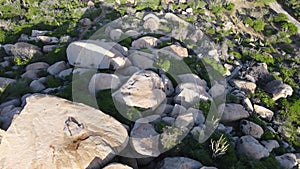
13;56;30;66
210;134;229;158
253;19;265;31
45;75;62;88
273;13;289;23
161;126;184;149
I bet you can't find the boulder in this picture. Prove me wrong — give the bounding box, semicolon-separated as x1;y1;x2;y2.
110;29;124;41
67;40;130;69
0;95;129;169
43;45;59;53
249;63;274;85
160;45;188;58
26;62;49;71
237;135;269;160
220;104;249;123
37;36;59;44
0;106;21;130
253;104;274;121
240;120;264;139
174;83;210;107
113;70;166;109
231;79;256;94
127;50;155;69
276;153;297;169
47;61;68;75
264;80;293;101
130;121;160;157
29;80;46;92
103;163;133;169
261;140;280;152
157;157;202;169
0;77;15;90
10;42;42;59
131;36;160;49
88;73;121;96
21;69;40;79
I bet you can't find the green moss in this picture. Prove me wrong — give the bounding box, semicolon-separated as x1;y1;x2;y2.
155;121;169;134
82;8;103;21
253;19;265;32
30;47;67;65
261;128;276;140
273;13;289;23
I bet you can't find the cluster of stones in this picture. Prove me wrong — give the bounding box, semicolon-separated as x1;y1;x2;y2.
0;11;298;169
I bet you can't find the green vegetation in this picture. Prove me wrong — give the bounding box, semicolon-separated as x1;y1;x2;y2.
0;78;32;102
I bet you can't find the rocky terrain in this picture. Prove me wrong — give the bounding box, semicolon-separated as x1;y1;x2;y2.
0;0;299;169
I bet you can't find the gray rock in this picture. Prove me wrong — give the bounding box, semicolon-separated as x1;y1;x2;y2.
115;66;140;77
162;117;175;125
186;107;205;126
240;120;264;139
254;104;274;121
10;42;42;59
58;68;73;79
67;40;130;69
0;61;10;67
237;135;269;160
110;29;124;41
261;140;280;152
2;44;14;55
26;62;49;71
157;157;202;169
175;110;194;129
220;104;249;123
174;83;210;107
231;79;256;94
143;17;160;31
130;121;160;157
276;153;297;169
160;45;188;58
0;99;20;109
131;36;160;49
43;45;59;53
264;80;293;101
47;61;68;75
249;63;274;85
21;70;40;79
0;95;129;168
88;73;121;96
29;80;46;92
0;77;15;90
113;70;166;110
170;104;186;117
31;30;49;37
79;18;92;26
0;106;21;130
127;50;155;69
37;36;59;44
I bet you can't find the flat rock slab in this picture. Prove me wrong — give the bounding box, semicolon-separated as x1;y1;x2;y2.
0;94;128;169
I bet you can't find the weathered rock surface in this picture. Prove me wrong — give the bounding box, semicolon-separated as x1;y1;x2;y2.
276;153;297;169
264;80;293;101
253;104;274;121
88;73;121;96
157;157;203;169
160;45;188;58
10;42;43;59
67;40;130;69
240;120;264;139
47;61;68;75
220;104;249;123
261;140;280;152
237;135;269;160
131;36;160;49
130;120;160;157
231;79;256;94
0;77;15;90
26;62;49;71
113;70;166;109
0;95;129;169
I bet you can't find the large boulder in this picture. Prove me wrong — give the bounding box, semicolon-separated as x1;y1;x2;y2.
264;80;293;101
237;135;269;160
0;95;129;169
131;36;160;49
220;104;249;123
113;70;166;110
157;157;202;169
67;40;130;69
